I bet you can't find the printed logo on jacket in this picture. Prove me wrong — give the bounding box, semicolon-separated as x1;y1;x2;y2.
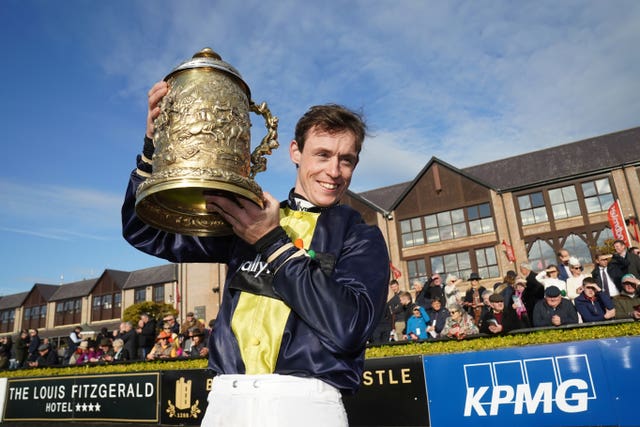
423;340;616;427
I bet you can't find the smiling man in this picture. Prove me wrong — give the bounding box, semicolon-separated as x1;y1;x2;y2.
121;82;390;426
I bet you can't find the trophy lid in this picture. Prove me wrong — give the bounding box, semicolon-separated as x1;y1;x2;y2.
165;47;251;98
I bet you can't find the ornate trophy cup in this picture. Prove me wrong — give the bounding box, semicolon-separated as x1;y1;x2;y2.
135;48;279;236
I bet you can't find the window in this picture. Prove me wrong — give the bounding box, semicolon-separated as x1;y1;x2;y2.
582;178;614;213
24;307;31;320
467;203;494;235
475;247;499;279
407;259;428;286
425;209;466;243
134;288;147;304
40;305;47;319
518;192;548;225
153;284;165;303
115;293;122;308
93;296;102;308
595;227;614;248
562;234;591;266
549;185;580;219
400;218;425;248
430;251;471;280
102;294;113;310
527;239;556;271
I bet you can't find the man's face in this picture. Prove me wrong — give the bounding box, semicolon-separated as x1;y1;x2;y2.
491;301;504;313
400;296;411;306
545;295;562;308
597;255;610;267
431;300;441;311
290;127;358;208
623;282;637;294
558;250;570;265
431;275;441;285
390;283;399;293
614;242;626;255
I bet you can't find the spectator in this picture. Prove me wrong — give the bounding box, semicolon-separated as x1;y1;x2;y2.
180;312;205;337
479;293;523;335
27;329;41;364
591;252;621;296
442;303;479;339
186;328;209;358
426;273;445;307
565;257;587;302
75;341;102;365
443;275;462;310
385;280;402;341
111;338;129;361
162;314;180;336
574;277;616;322
426;299;449;338
412;279;431;309
115;321;138;361
612;239;640;278
405;306;430;341
137;313;157;359
147;331;178;360
519;262;544;316
396;291;415;339
13;330;29;369
96;326;111;345
511;278;531;327
536;265;567;295
613;274;640;320
98;338;114;361
532;286;579;327
557;249;573;281
65;326;83;364
463;272;485;325
28;343;59;368
0;336;12;370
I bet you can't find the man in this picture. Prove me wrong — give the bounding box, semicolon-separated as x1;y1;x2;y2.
612;239;640;278
28;343;59;367
27;329;41;364
463;272;485;325
137;313;157;359
162;314;180;336
574;277;616;322
385;280;403;341
426;273;445;306
65;325;82;364
412;279;430;309
479;293;523;335
532;285;579;327
187;328;209;359
591;252;621;296
425;299;449;338
557;249;572;281
114;321;138;361
613;274;640;320
122;85;389;426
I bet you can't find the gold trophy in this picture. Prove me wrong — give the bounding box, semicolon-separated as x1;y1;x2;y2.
135;48;279;236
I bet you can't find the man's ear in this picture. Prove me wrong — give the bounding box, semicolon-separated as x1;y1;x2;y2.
289;139;301;166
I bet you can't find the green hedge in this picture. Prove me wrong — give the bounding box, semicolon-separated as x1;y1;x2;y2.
2;321;638;378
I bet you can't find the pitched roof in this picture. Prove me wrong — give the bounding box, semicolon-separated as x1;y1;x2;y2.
50;278;98;301
32;283;59;301
354;126;640;207
123;264;177;289
0;292;29;310
102;269;132;289
462;127;640;191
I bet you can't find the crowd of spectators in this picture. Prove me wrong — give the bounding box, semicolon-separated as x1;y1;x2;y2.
375;240;640;344
1;311;215;370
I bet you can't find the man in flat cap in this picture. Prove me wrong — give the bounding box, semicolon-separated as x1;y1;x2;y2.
532;285;578;327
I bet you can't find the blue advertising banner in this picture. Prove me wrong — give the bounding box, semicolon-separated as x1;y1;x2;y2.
423;336;640;427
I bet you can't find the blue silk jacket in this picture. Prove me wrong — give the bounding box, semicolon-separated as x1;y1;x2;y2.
122;170;390;393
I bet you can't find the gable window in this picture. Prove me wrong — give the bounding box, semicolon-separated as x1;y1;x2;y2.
518;192;548;225
467;203;494;235
400;218;425;248
425;209;466;243
527;239;556;271
549;185;580;219
582;178;614;213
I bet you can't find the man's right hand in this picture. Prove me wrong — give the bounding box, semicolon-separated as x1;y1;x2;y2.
146;81;169;139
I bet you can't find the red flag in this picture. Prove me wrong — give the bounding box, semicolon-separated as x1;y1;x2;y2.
502;240;516;263
607;200;631;247
389;262;402;279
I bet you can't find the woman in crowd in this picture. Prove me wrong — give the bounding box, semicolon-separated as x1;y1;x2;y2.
442;304;479;339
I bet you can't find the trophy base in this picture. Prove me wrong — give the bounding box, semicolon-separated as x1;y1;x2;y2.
135;177;263;237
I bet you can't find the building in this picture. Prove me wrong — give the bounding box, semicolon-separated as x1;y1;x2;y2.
342;126;640;292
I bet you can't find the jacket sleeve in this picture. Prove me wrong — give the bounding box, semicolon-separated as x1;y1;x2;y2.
263;210;390;354
121;169;234;263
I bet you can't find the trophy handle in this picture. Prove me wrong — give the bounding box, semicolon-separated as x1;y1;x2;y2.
249;101;280;179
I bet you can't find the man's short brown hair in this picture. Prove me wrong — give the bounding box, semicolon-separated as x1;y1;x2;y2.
294;104;367;154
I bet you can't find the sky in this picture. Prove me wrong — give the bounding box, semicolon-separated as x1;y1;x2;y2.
1;0;639;295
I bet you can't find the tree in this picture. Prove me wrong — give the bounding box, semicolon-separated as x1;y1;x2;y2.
122;301;178;325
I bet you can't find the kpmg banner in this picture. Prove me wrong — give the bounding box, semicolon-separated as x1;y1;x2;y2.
3;372;159;423
424;336;640;427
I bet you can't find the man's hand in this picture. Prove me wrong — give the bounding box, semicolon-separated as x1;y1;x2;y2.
147;81;169;139
204;191;280;244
